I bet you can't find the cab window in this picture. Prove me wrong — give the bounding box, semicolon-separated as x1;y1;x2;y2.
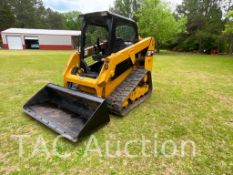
115;25;136;42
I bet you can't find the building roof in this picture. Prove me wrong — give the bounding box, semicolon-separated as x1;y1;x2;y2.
1;28;81;36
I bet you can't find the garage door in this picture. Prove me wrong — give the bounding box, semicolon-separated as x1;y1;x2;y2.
7;36;23;50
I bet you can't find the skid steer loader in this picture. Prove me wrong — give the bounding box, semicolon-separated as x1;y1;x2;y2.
23;11;155;142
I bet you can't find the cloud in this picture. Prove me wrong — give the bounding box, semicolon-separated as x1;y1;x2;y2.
42;0;183;13
163;0;183;11
43;0;115;13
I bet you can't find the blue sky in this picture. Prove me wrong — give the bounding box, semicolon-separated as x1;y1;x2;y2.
42;0;183;13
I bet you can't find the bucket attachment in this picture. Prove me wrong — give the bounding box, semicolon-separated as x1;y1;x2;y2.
23;83;110;142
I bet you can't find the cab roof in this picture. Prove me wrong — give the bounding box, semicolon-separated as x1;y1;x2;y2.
80;11;136;25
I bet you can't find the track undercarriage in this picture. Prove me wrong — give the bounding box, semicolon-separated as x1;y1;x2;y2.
107;69;152;116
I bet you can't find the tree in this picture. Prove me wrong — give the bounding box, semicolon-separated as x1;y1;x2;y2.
0;0;15;31
63;11;82;30
8;0;42;28
45;9;66;29
6;0;66;29
176;0;224;52
136;0;186;51
224;10;233;53
110;0;144;18
33;0;49;28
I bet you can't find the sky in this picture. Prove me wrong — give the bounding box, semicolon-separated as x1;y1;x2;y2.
42;0;183;13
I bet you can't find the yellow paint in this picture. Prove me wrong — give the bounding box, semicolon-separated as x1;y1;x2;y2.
129;85;149;101
121;74;149;108
63;37;155;98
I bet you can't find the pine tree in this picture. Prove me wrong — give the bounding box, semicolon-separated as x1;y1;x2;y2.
0;0;15;31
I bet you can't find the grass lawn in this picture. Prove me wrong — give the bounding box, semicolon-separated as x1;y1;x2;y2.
0;50;232;175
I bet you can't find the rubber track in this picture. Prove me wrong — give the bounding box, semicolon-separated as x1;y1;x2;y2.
106;69;151;116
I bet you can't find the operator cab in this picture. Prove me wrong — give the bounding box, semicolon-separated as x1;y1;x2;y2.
78;11;139;78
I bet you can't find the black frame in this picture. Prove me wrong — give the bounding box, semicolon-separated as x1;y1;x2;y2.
80;11;139;60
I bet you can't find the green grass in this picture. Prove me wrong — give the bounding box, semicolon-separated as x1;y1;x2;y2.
0;50;232;174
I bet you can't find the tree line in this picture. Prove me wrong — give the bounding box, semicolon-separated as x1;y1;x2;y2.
0;0;233;54
111;0;233;54
0;0;81;31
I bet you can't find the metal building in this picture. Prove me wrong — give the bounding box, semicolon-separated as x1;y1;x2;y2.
1;28;81;50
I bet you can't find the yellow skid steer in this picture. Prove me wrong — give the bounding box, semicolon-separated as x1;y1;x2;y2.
23;11;155;142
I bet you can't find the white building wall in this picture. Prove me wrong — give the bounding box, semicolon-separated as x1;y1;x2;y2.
2;33;72;46
39;35;72;45
1;31;76;50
